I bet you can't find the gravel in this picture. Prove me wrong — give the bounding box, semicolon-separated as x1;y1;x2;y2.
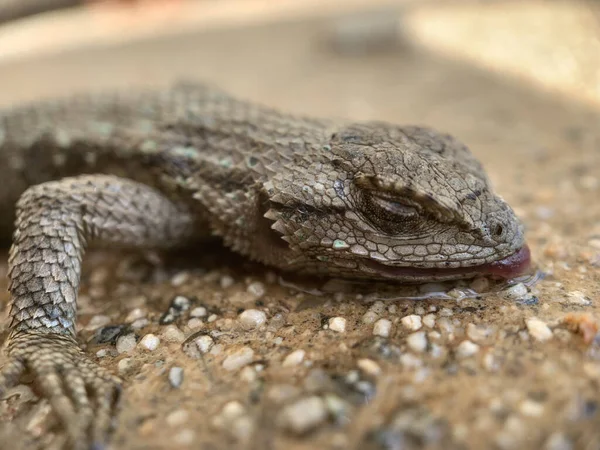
406;331;428;352
223;347;255;371
116;334;137;354
401;315;422;331
239;309;267;329
282;349;306;367
373;319;392;337
328;317;346;333
279;396;328;434
526;318;553;342
168;367;184;388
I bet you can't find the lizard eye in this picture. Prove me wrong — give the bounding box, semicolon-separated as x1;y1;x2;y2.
359;192;420;234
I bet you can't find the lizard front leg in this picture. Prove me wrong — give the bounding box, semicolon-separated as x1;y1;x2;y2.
0;174;195;449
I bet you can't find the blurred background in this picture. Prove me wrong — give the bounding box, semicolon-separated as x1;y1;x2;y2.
1;1;600;449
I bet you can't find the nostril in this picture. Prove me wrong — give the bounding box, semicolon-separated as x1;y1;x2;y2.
492;223;504;237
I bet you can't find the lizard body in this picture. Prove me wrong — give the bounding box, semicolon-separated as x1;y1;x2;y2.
0;82;529;449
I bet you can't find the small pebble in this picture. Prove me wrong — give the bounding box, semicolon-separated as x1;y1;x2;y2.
357;358;381;376
170;271;189;287
207;314;218;323
466;323;491;342
247;282;266;298
239;309;267;330
139;334;160;351
470;276;490;292
279;396;328;434
117;357;133;374
544;432;573;450
187;318;204;330
519;399;545;417
401;315;422;331
130;318;150;330
373;319;392;337
526;318;553;342
196;335;214;353
168;367;184;388
85;315;111;331
456;340;480;358
162;325;185;343
220;275;235;289
125;308;146;323
190;306;207;318
502;283;528;300
406;331;427;353
362;311;379;324
159;295;192;325
174;429;195;445
328;317;346;333
282;349;306;367
116;334;136;354
223;347;254;371
565;290;592;306
166;409;189;426
422;314;436;328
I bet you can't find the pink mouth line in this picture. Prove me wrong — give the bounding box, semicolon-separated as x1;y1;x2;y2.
364;245;532;280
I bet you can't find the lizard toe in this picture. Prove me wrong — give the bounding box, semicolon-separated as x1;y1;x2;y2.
2;331;121;450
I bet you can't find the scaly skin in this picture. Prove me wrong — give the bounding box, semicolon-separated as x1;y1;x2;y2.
0;82;528;449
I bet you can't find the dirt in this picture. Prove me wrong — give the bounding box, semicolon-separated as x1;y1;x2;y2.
0;1;599;449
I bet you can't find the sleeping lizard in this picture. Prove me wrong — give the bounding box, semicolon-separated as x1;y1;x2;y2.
0;82;531;449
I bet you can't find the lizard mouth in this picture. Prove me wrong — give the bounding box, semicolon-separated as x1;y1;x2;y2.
362;245;531;280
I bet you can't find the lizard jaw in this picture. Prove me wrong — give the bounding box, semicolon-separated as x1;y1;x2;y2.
362;245;531;281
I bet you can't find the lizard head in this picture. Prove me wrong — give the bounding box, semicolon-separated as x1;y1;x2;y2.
264;123;530;281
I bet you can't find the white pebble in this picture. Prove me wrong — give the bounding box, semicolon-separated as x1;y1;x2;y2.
519;399;545;417
170;271;189;287
207;314;218;323
279;396;328;434
247;282;266;298
131;318;150;330
168;367;184;388
328;317;346;333
565;290;592;306
362;311;379;324
196;335;214;353
223;347;254;371
282;349;306;367
162;325;185;343
466;323;491;342
526;318;553;342
502;283;528;299
400;353;423;369
125;308;146;323
187;318;204;330
220;275;235;289
456;340;480;358
174;429;195;445
116;334;136;354
400;315;422;331
166;409;189;426
239;309;267;330
190;306;207;317
422;314;436;328
357;358;381;376
406;331;427;353
373;319;392;337
117;357;133;374
85;315;111;331
139;334;160;351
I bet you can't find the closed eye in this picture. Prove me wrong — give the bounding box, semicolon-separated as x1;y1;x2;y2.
369;195;419;217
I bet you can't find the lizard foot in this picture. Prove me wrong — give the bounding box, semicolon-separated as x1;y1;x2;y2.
0;331;122;450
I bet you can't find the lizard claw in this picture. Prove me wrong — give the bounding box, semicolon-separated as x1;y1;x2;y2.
0;331;122;450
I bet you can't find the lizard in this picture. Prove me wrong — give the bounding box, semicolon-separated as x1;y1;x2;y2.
0;82;531;449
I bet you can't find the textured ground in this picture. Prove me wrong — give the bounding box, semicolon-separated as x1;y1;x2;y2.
0;1;599;449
